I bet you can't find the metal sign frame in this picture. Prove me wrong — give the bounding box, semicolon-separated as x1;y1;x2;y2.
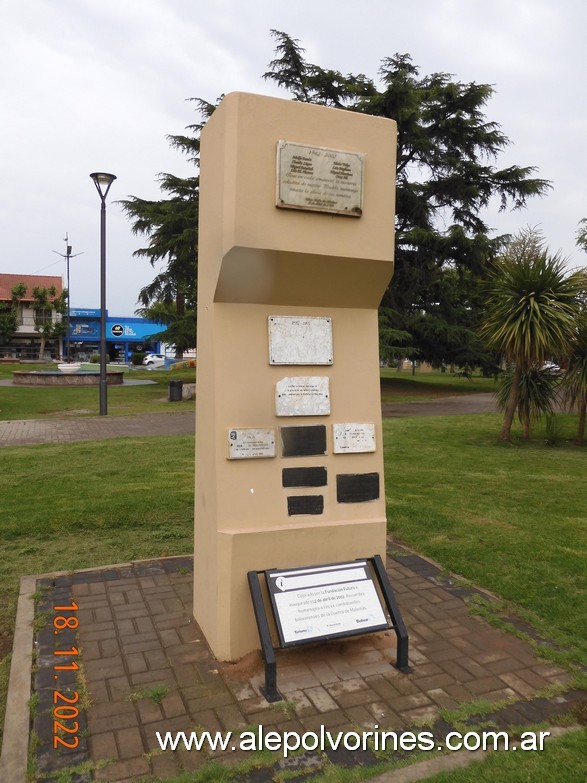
247;555;410;703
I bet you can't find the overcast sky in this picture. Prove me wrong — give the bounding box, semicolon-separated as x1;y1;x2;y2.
2;0;585;315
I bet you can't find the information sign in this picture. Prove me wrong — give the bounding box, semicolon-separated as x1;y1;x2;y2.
266;561;389;646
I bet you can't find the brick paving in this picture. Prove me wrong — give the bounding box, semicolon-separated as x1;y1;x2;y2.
31;550;582;783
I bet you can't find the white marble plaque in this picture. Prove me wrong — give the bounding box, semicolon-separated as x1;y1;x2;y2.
276;377;330;417
268;316;333;365
227;428;276;459
333;423;376;454
276;141;365;217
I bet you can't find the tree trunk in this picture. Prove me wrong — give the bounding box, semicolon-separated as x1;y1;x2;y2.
38;334;46;360
500;366;521;441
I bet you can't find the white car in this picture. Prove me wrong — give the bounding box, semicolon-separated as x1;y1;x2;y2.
142;353;166;368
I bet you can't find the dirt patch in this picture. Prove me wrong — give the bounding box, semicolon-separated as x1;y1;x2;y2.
220;649;264;679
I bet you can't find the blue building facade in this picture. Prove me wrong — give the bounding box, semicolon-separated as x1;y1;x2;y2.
68;309;166;362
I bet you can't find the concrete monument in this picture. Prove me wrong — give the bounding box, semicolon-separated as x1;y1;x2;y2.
194;92;397;661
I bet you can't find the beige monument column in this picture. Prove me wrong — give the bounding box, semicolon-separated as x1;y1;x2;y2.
194;92;397;661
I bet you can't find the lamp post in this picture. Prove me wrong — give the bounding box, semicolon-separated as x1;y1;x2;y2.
90;172;116;416
52;234;83;360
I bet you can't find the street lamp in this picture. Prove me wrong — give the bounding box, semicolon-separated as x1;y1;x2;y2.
52;234;83;361
90;172;116;416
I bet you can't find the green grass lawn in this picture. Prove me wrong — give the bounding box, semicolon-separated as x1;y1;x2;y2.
0;362;196;419
384;413;587;668
422;728;587;783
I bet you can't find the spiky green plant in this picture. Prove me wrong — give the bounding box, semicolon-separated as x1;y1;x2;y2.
496;366;560;439
561;311;587;445
480;227;586;441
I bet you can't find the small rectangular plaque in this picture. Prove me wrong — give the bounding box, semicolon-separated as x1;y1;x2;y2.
333;423;376;454
276;376;330;417
227;428;276;460
281;425;327;457
269;316;333;365
276;141;364;217
266;561;389;646
282;467;327;488
337;473;380;503
287;495;324;516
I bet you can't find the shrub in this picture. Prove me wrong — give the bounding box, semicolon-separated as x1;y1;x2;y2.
130;352;146;366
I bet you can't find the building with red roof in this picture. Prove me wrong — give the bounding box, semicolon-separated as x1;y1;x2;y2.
0;274;65;359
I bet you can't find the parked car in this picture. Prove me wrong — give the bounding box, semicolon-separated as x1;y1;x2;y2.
541;361;561;374
142;353;166;368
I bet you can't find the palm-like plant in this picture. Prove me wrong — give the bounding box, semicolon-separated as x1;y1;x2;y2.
495;366;560;439
480;228;586;441
561;312;587;445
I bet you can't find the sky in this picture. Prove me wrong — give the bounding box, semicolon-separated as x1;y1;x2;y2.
2;0;586;315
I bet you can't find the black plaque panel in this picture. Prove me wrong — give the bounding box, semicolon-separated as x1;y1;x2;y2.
336;473;380;503
282;466;327;488
281;425;327;457
287;495;324;516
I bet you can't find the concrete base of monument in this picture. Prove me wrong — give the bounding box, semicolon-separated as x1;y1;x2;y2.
193;517;387;662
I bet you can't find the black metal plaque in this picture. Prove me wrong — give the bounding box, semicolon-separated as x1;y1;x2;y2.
336;472;380;503
282;466;327;488
287;495;324;516
281;425;327;457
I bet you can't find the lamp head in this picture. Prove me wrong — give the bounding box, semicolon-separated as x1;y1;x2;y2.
90;172;117;201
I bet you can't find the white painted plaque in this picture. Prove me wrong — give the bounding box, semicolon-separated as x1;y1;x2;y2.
268;315;333;365
333;423;376;454
266;561;389;645
276;377;330;417
276;141;365;217
227;428;276;459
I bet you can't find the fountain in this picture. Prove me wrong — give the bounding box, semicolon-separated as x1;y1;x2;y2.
12;366;124;386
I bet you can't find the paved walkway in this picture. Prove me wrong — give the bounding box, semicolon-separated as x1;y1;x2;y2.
8;550;582;783
0;395;496;448
0;411;196;447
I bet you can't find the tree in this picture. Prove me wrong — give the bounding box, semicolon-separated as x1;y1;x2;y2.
561;311;587;445
0;283;26;345
479;227;586;441
32;285;68;359
119;101;215;358
263;31;551;367
136;299;197;357
495;366;559;440
124;32;550;364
